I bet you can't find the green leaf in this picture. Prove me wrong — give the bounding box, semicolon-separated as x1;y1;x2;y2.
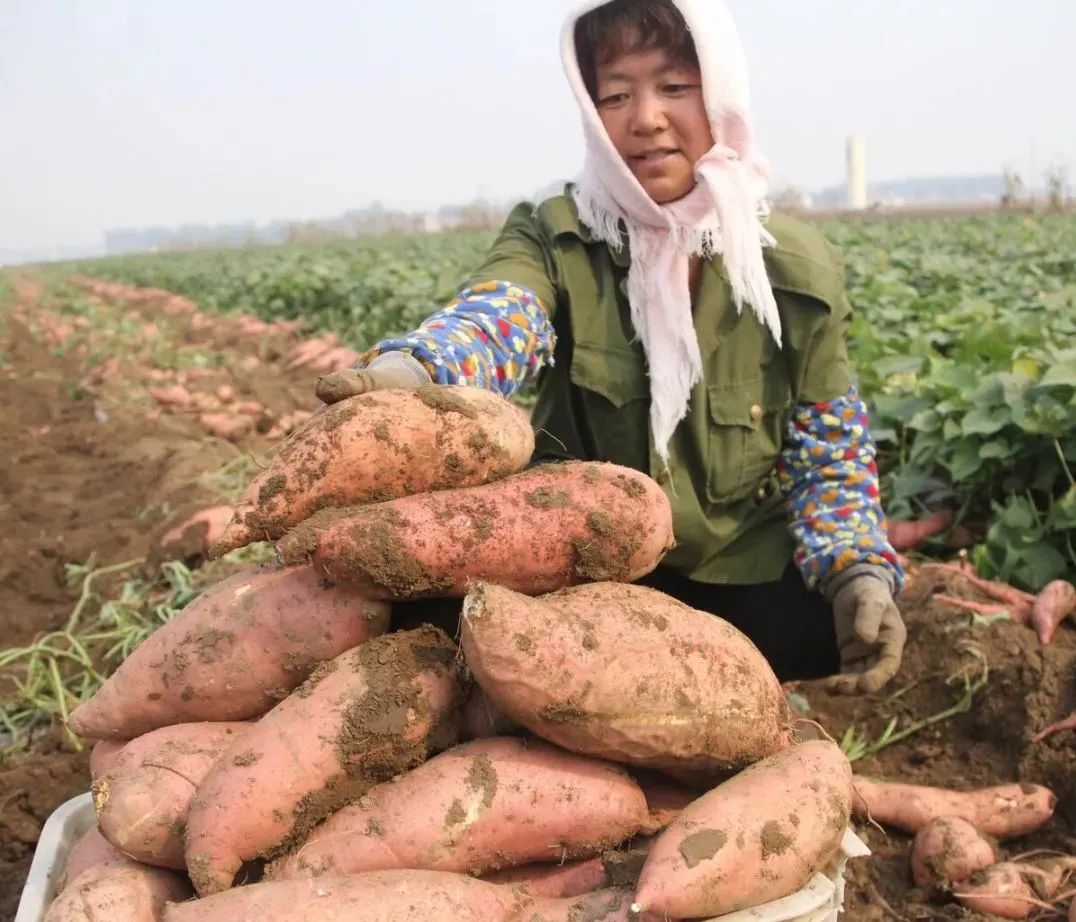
979;439;1011;459
909;409;941;432
961;406;1012;437
875;355;926;378
1037;359;1076;390
947;440;984;481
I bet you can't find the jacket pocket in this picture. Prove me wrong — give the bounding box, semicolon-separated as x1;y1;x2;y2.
706;377;791;503
569;341;649;407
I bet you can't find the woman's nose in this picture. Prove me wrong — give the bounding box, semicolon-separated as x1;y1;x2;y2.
630;92;668;134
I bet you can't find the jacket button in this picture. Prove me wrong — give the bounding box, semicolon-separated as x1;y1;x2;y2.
750;404;764;421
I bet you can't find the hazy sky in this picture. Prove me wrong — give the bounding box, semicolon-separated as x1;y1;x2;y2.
2;0;1073;255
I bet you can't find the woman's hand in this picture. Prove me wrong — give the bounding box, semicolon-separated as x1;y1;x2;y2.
826;576;907;695
315;352;432;405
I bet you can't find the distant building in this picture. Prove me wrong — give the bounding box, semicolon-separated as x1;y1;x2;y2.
846;137;868;210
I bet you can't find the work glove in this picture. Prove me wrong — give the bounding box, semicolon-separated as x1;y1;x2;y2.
315;351;432;405
825;568;906;696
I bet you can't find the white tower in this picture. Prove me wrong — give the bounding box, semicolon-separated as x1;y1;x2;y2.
846;137;868;210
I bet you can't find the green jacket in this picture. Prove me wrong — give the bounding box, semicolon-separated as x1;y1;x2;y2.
463;190;854;585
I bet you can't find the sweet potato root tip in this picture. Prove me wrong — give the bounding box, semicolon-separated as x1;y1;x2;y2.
1032;711;1076;744
852;778;1056;839
1031;580;1076;645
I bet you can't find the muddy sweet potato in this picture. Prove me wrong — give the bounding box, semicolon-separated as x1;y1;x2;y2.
93;722;248;788
163;869;525;922
633;740;853;918
95;722;250;868
59;828;136;892
460;685;519;740
461;582;788;777
954;863;1036;919
184;627;463;895
1031;579;1076;645
88;741;125;781
44;864;191;922
910;816;996;888
482;857;608;899
517;889;662;922
630;771;697;836
69;564;390;739
214;387;534;553
270;737;648;880
277;462;675;600
853;778;1057;838
484;843;653;899
160;506;234;559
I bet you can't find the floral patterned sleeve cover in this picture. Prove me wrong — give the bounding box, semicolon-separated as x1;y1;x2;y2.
777;388;906;593
359;280;555;399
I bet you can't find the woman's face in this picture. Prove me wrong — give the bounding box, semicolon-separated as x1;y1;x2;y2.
593;46;713;204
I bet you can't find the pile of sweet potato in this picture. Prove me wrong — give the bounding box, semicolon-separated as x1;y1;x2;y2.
54;387;861;921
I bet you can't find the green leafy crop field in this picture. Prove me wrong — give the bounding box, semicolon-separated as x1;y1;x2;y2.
70;211;1076;589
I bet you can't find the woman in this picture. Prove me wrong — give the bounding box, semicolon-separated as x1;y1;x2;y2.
317;0;906;693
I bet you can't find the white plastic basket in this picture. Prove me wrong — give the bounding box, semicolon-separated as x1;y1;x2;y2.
15;792;96;922
16;793;868;922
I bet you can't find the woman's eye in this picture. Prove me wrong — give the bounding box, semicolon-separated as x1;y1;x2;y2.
597;93;629;108
664;83;696;95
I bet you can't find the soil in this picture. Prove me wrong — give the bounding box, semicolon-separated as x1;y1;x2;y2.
800;568;1076;920
0;271;324;920
0;271;1073;920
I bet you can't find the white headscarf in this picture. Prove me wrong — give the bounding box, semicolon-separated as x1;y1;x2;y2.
561;0;780;465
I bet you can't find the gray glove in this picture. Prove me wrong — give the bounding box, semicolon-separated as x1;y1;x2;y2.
824;567;907;696
315;352;432;405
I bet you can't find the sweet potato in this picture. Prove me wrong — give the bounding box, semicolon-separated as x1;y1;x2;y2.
461;582;788;777
96;722;250;868
853;778;1056;838
484;843;653;898
954;863;1036;919
630;770;697;836
59;828;136;892
271;737;647;880
93;722;247;787
460;685;519;740
88;741;125;781
1033;710;1076;742
482;857;608;898
910;817;996;888
159;506;234;559
69;564;389;739
163;870;524;922
277;462;675;600
215;387;535;553
887;509;954;551
44;864;191;922
517;889;662;922
633;740;853;918
1031;580;1076;644
184;627;463;895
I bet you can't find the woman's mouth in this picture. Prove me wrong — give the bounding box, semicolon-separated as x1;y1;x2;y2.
630;149;679;165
